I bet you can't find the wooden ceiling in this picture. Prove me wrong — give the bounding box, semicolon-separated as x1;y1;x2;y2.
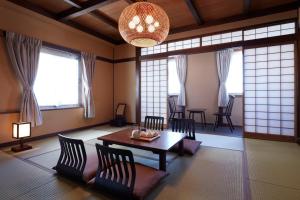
8;0;299;44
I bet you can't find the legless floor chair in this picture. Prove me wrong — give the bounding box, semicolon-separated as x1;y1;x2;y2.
110;103;127;127
90;144;167;200
53;134;98;183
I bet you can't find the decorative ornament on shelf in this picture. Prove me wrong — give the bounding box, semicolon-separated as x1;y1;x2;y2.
119;1;170;48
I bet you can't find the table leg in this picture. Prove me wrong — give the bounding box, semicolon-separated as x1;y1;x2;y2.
203;111;207;127
178;140;184;156
218;107;224;125
159;151;167;171
189;112;191;119
200;112;204;129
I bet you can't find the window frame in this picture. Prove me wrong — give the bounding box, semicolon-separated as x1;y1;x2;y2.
35;45;83;111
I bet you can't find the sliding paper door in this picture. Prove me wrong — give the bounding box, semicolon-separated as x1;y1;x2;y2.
141;59;168;123
244;44;295;136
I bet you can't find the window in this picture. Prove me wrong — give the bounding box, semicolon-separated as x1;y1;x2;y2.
168;59;180;95
226;50;243;95
244;22;295;41
141;59;168;122
244;44;295;136
34;47;80;108
202;31;242;46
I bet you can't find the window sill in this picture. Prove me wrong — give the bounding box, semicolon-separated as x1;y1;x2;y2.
229;93;243;97
40;105;82;111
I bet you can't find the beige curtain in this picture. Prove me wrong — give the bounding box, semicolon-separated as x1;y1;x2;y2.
5;32;43;127
216;48;233;107
175;55;187;106
81;52;96;118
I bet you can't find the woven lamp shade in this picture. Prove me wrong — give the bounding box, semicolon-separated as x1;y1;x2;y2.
119;2;170;47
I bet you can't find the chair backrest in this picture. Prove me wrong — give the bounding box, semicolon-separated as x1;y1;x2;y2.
225;95;235;115
168;96;177;113
144;116;164;130
171;118;196;140
116;103;126;116
94;144;136;199
55;134;87;181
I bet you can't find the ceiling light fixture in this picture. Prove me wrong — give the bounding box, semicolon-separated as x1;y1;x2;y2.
119;2;170;48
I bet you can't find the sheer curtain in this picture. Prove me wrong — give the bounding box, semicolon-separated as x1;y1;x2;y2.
216;49;233;107
81;52;96;118
174;55;187;106
5;32;43;127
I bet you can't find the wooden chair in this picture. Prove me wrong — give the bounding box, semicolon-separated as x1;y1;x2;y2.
53;134;98;183
144;116;164;131
110;103;127;127
168;96;185;121
91;144;167;200
171;118;201;155
213;95;235;132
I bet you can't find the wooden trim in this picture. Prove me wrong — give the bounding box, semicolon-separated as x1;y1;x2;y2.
184;0;203;25
63;0;118;30
0;106;84;114
165;18;297;45
0;122;110;147
140;34;297;60
170;2;299;34
124;0;135;4
0;110;20;114
7;0;119;44
297;27;300;142
114;57;136;63
58;0;118;20
96;56;114;63
39;105;83;111
244;132;296;142
64;0;81;8
136;48;141;124
90;11;118;29
44;40;114;63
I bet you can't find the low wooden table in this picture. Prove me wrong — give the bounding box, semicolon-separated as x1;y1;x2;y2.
187;108;207;128
97;128;186;171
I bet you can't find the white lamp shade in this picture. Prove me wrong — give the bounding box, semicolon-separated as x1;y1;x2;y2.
12;122;31;139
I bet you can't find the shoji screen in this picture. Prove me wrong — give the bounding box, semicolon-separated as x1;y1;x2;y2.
141;59;168;123
244;44;295;136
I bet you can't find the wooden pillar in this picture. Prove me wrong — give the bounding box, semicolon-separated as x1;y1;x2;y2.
136;47;141;124
297;8;300;144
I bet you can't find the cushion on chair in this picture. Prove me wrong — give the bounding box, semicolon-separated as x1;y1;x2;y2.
88;162;167;200
133;163;168;200
171;139;202;155
82;151;99;183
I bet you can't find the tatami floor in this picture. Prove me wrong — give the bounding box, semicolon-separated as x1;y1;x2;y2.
0;125;299;200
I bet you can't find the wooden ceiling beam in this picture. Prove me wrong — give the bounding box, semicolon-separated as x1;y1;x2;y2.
64;0;118;29
124;0;136;4
244;0;251;14
184;0;203;25
7;0;119;44
170;1;299;34
58;0;118;20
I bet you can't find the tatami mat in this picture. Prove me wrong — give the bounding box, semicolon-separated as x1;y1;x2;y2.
9;125;300;200
249;179;300;200
246;139;300;189
196;133;244;151
245;139;300;200
0;151;55;200
148;146;245;200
